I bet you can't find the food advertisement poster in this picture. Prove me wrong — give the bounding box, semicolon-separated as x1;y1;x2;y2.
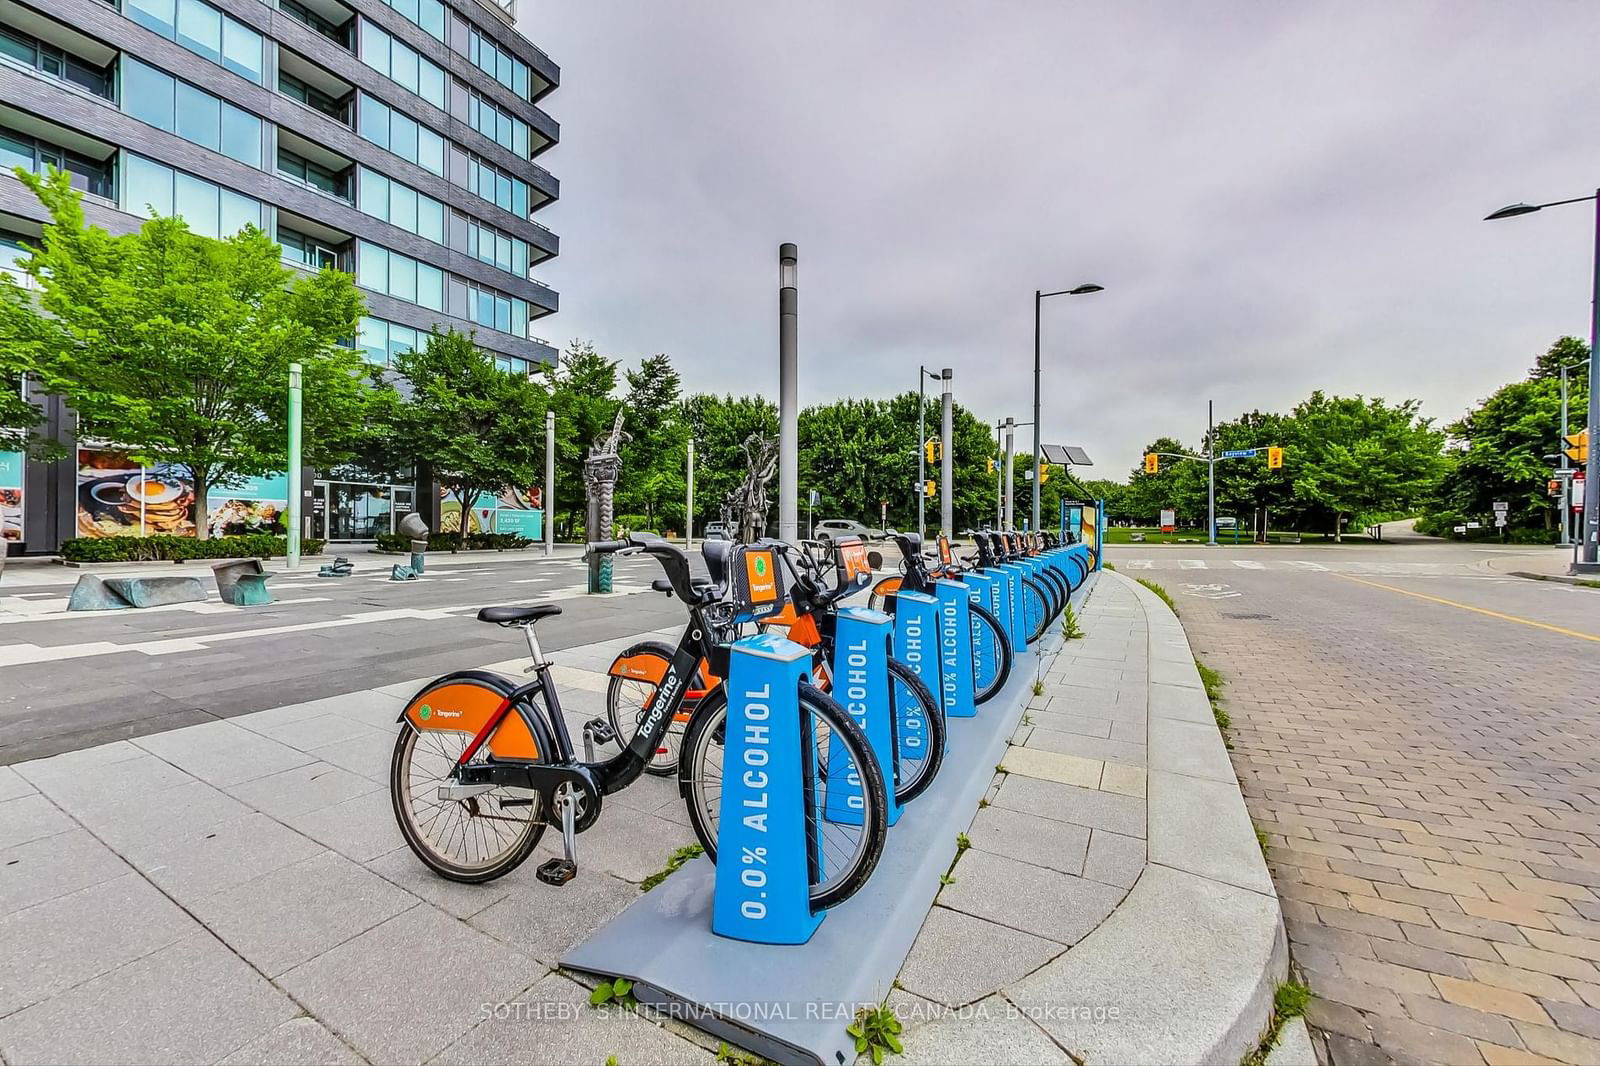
76;448;196;538
440;486;542;539
207;473;289;537
1;451;22;543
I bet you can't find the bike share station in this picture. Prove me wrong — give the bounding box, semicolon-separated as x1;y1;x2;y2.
566;526;1103;1066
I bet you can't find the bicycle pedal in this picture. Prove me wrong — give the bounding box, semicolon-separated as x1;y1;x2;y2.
536;858;578;886
583;718;619;745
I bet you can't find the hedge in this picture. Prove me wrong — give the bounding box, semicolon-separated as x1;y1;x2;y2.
61;535;327;563
374;532;533;553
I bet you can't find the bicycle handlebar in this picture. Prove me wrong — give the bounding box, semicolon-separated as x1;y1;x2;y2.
585;538;631;555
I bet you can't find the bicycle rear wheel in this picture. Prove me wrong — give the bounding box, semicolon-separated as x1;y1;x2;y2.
970;602;1013;703
680;682;888;910
1021;576;1052;644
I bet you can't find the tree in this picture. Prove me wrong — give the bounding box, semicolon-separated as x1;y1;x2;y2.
618;353;687;531
374;329;548;548
1123;436;1206;525
547;341;619;537
682;393;777;533
0;375;43;455
1290;392;1445;540
1530;335;1589;386
1206;410;1298;537
0;168;367;537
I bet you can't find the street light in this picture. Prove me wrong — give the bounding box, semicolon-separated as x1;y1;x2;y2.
1485;190;1600;571
1033;283;1104;532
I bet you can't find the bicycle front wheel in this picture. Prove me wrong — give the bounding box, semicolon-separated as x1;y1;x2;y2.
680;682;888;910
887;659;944;805
1021;576;1052;644
970;601;1013;703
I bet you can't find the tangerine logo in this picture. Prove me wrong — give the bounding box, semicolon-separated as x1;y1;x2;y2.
754;557;768;577
419;705;432;720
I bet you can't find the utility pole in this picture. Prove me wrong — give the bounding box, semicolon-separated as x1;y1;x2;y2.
994;420;1003;527
1584;196;1600;570
1003;418;1016;529
940;368;953;536
286;362;302;570
778;243;799;543
685;436;695;551
917;366;928;540
1207;399;1217;546
543;408;555;557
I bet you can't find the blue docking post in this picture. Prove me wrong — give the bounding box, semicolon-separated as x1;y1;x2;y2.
825;607;903;828
933;579;977;717
711;633;825;945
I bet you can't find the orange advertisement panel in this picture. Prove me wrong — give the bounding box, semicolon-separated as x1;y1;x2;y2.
403;681;539;760
937;535;953;566
745;549;778;604
838;539;872;581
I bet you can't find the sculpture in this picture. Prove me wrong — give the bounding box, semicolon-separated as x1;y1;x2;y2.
583;408;630;592
720;433;778;544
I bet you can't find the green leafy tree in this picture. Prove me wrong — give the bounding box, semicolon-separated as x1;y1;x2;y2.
1290;392;1445;540
682;393;777;532
0;375;48;456
618;353;687;532
1123;436;1206;524
1530;335;1589;386
548;341;619;537
1207;411;1297;537
0;168;367;537
373;328;548;548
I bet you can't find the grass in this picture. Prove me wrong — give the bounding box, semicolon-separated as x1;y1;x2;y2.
1061;603;1084;640
1136;578;1177;615
639;843;704;891
1240;981;1312;1066
1578;579;1600;590
1030;677;1045;697
1195;656;1231;740
1103;561;1116;570
1104;526;1386;546
1255;825;1271;856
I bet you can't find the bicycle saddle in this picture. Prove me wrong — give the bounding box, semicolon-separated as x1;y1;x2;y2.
477;604;563;625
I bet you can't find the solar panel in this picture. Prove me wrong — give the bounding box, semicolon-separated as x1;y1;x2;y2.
1040;444;1072;465
1064;446;1093;466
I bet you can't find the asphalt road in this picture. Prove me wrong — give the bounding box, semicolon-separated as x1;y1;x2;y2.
1106;541;1600;1065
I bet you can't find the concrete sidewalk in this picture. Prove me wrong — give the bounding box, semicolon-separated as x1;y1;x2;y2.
0;572;1298;1065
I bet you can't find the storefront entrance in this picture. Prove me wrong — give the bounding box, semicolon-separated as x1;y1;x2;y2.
313;481;415;541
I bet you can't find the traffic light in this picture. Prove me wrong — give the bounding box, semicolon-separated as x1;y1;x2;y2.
1267;446;1284;470
924;439;940;464
1144;453;1159;474
1040;463;1050;484
1566;430;1589;464
924;480;936;497
987;457;996;474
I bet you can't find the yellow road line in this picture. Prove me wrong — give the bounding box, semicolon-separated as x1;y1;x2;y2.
1332;574;1600;643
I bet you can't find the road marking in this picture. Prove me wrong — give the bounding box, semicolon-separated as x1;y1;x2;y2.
1232;560;1265;570
1178;559;1207;569
1289;560;1328;571
1182;583;1241;599
1123;560;1154;570
1332;574;1600;644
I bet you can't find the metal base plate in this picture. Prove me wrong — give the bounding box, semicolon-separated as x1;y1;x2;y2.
564;573;1097;1066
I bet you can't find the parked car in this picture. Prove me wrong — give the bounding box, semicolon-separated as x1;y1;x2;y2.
703;522;732;540
814;519;887;542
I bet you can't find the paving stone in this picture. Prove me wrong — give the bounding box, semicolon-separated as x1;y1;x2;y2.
939;850;1124;945
1324;1032;1398;1065
1398;992;1522;1045
993;774;1145;837
1083;829;1145;889
67;777;253;851
1148;716;1234;782
965;804;1089;875
1512;1022;1600;1064
430;971;708;1065
1099;761;1146;797
1540;997;1600;1040
216;1017;366;1065
0;765;36;802
0;828;130;916
304;731;394;784
1434;976;1553;1025
1148;769;1273;895
0;934;299;1064
277;905;541;1065
124;811;324;902
284;787;406;863
1005;863;1284;1064
999;745;1102;788
0;793;72;850
131;720;315;787
1147;681;1213;724
224;760;383;820
23;752;194;811
1025;727;1146;766
1370;1013;1487;1064
0;873;197;1016
896;993;1071;1065
1266;1017;1319;1066
191;850;419;976
1149;658;1204;690
469;871;640;966
363;844;515;919
542;810;698;884
897;906;1063;1007
1024;709;1112;738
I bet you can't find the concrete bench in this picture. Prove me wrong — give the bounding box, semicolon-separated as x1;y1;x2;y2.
213;559;275;606
68;573;208;611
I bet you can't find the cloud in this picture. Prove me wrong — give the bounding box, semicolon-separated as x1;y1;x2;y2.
519;0;1600;476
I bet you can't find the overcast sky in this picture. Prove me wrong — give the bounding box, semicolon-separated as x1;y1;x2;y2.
518;0;1600;477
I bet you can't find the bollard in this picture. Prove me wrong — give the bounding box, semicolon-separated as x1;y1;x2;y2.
963;572;1004;696
824;607;902;828
711;633;825;945
893;589;942;715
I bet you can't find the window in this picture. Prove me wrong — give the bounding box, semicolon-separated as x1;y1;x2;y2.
127;0;262;84
279;227;341;270
278;148;351;200
457;153;531;217
463;279;531;337
354;168;444;244
360;25;443;109
0;27;115;99
281;0;352;49
122;59;261;167
357;96;444;176
466;27;533;102
356;242;443;312
281;71;352;125
464;215;529;278
122;153;262;233
1;128;114;199
465;87;528;156
376;0;444;42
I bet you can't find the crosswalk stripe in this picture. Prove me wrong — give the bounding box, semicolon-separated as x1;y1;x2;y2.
1289;560;1328;571
1124;559;1154;569
1232;560;1265;569
1178;559;1207;569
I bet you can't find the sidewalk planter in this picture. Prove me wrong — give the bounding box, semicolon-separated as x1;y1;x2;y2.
61;534;325;563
